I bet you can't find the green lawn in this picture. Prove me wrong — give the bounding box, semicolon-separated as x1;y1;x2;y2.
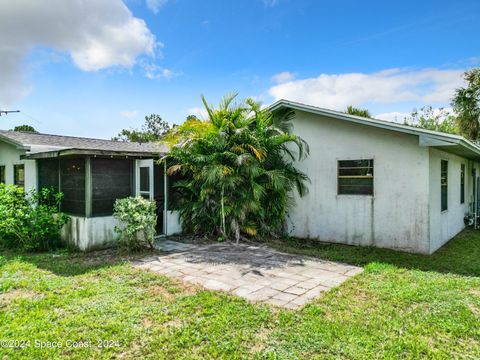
1;231;480;359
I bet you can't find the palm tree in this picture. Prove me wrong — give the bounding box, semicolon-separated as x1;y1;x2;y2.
164;93;309;243
345;105;372;118
452;68;480;141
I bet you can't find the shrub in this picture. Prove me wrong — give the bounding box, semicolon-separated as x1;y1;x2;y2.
0;184;69;251
113;197;157;251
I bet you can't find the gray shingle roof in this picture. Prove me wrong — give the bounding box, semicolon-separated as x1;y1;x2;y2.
0;130;167;155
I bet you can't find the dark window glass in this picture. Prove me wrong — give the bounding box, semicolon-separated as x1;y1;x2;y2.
60;158;86;216
38;159;59;192
338;159;374;195
460;164;465;204
441;160;448;211
0;166;5;184
139;167;150;192
14;164;25;188
92;158;133;216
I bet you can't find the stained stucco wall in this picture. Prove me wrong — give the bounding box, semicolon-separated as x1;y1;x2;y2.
61;216;120;251
286;110;431;253
428;148;471;253
0;140;37;191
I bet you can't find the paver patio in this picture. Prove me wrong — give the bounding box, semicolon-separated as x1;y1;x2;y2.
133;239;363;309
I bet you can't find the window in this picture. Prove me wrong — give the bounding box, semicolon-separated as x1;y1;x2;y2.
460;164;465;204
91;158;133;216
60;158;86;216
338;159;374;195
0;166;5;184
14;164;25;187
441;160;448;211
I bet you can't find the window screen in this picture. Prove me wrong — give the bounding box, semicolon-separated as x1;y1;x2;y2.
38;159;59;192
338;159;374;195
139;167;150;192
14;164;25;188
0;166;5;184
91;158;133;216
441;160;448;211
60;158;86;216
460;164;465;204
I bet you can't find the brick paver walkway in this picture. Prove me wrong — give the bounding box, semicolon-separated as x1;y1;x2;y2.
134;240;363;309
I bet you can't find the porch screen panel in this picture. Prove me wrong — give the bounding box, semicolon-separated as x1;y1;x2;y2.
60;158;86;216
91;158;133;216
38;159;59;192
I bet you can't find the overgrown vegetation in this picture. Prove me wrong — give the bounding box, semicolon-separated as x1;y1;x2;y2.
113;196;157;251
0;184;68;251
163;93;309;243
1;229;480;358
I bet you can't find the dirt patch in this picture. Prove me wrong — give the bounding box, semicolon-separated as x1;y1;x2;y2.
0;289;42;307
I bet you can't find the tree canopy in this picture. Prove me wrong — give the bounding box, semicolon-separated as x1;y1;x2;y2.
112;114;171;143
452;68;480;141
346;106;372;118
403;106;459;135
12;125;37;133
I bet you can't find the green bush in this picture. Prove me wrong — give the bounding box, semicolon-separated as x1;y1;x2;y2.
0;184;69;251
113;196;157;251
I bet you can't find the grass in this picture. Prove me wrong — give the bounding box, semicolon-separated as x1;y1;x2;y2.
1;231;480;358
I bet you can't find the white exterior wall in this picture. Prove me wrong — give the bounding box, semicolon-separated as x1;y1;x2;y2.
166;210;182;235
428;148;471;253
0;141;37;191
287;111;431;253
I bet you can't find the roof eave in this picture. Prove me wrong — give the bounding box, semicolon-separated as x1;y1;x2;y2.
22;148;165;159
268;99;480;160
0;133;30;150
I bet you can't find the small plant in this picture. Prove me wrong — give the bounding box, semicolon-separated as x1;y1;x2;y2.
0;184;69;251
113;196;157;251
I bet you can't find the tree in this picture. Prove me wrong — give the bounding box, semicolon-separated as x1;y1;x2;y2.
163;93;309;243
452;68;480;141
13;125;37;133
112;114;171;142
346;105;372;118
403;106;459;135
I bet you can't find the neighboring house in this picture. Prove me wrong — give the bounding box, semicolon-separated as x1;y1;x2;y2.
0;130;181;250
1;99;479;254
269;100;480;254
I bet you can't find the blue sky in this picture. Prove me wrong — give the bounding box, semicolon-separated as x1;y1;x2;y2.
0;0;479;138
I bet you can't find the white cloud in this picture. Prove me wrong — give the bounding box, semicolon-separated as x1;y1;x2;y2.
268;68;465;111
146;0;167;14
144;64;178;79
375;111;410;123
0;0;158;107
271;71;295;84
187;107;209;119
120;110;139;118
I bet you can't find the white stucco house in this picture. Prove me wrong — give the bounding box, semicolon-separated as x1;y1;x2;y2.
1;99;479;254
269;100;480;254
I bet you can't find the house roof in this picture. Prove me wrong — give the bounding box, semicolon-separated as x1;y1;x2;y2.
268;99;480;160
0;130;167;158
